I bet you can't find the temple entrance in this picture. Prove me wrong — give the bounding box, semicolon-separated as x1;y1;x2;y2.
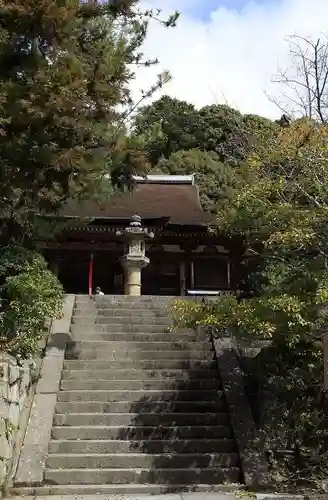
92;252;122;294
53;250;121;294
44;246;232;296
57;251;89;294
142;253;180;296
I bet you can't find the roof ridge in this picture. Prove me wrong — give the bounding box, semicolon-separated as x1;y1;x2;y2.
133;174;194;185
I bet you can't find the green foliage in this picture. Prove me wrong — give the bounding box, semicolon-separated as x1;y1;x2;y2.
195;104;247;165
171;119;328;490
134;97;278;215
135;96;278;167
0;246;63;359
0;1;177;244
134;96;199;166
158;149;240;212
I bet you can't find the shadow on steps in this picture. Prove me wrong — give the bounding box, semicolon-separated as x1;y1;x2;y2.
117;374;243;490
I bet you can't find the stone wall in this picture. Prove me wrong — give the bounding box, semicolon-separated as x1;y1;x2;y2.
0;354;36;486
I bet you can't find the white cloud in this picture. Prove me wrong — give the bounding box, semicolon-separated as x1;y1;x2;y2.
131;0;328;119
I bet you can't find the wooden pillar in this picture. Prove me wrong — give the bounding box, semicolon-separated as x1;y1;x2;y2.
190;259;195;290
324;334;328;392
179;260;186;296
227;260;231;289
179;243;198;294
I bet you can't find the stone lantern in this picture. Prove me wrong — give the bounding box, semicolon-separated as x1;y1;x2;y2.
116;215;154;296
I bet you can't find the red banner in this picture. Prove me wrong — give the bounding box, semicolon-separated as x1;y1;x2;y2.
88;252;94;296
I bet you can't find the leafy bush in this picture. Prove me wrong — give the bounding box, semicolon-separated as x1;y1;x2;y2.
171;294;328;492
169;120;328;492
0;246;63;359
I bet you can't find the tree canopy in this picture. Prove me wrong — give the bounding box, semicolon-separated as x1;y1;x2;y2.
0;0;177;244
134;96;278;212
171;119;328;489
158;149;240;212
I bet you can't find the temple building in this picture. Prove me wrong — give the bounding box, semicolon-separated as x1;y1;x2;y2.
40;175;243;296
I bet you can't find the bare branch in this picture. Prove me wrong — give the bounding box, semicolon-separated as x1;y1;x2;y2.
268;34;328;122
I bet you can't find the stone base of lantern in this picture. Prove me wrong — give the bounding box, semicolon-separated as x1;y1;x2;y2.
121;255;150;296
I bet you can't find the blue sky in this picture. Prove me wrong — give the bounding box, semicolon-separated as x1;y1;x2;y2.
186;0;270;21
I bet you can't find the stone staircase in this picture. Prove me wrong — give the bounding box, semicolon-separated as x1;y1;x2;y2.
28;295;243;494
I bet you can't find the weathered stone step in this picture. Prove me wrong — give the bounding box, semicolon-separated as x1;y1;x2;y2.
55;400;226;414
67;340;212;351
92;294;173;302
46;452;239;469
53;412;230;427
71;324;188;333
57;389;222;402
75;295;173;303
60;379;219;391
72;315;172;325
44;467;241;485
11;483;245;495
61;369;220;381
63;359;217;370
73;309;170;318
96;310;173;320
48;438;236;454
74;307;169;317
72;318;173;327
94;300;172;308
51;425;232;440
74;312;172;323
65;350;214;361
69;332;206;342
75;301;172;310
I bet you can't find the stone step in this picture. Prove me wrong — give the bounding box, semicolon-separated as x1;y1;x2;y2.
67;340;212;351
64;350;215;361
72;317;171;326
63;359;217;370
73;309;171;318
48;438;236;454
73;319;174;328
70;324;188;333
11;484;245;495
55;400;226;414
69;332;206;342
51;425;233;440
57;389;223;402
61;369;220;381
74;307;169;317
75;301;172;311
74;312;172;323
71;319;186;334
91;297;174;311
96;311;173;320
46;452;239;469
59;379;220;391
43;467;241;485
53;412;230;427
75;295;173;303
91;294;174;302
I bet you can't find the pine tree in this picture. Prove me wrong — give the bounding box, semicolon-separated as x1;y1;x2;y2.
0;0;177;242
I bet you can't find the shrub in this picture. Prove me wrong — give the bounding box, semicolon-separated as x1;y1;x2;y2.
0;246;63;359
171;296;328;491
